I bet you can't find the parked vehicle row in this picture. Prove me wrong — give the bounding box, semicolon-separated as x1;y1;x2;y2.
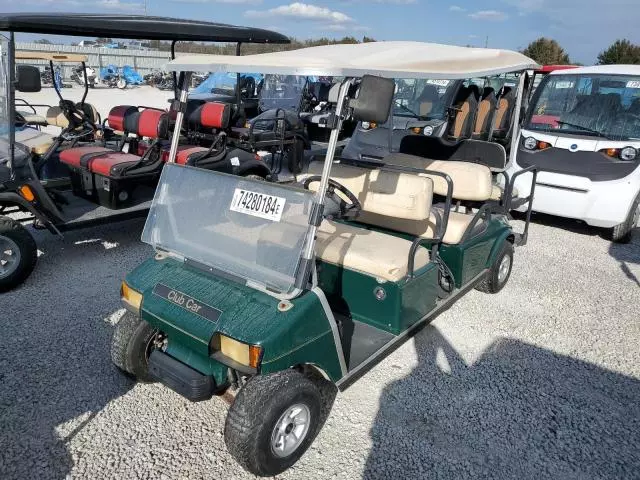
0;11;638;480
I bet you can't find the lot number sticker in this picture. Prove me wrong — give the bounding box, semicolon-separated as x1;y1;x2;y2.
230;188;286;222
626;80;640;89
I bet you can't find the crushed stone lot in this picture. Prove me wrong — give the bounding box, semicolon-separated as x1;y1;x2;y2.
1;86;640;479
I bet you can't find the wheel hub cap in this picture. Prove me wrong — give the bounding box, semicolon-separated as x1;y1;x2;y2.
498;255;511;284
0;236;21;280
270;403;311;458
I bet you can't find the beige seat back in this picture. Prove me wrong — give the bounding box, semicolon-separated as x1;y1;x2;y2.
306;162;433;221
46;106;69;128
384;153;493;202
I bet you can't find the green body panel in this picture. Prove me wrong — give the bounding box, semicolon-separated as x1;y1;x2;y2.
165;339;228;385
125;258;343;382
317;261;439;335
439;217;511;288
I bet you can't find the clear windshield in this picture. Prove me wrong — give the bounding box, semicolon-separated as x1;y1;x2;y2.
142;164;313;295
526;73;640;140
393;79;457;120
259;74;310;112
192;72;263;96
0;34;10;163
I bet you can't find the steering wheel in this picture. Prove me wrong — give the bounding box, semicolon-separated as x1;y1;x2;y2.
303;176;362;219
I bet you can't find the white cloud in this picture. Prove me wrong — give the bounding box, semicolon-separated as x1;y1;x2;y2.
449;5;466;12
246;3;353;23
468;10;508;21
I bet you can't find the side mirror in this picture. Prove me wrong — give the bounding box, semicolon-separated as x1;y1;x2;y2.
350;75;395;124
16;65;42;93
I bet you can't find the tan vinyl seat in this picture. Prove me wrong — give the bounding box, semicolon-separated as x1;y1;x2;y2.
15;128;55;155
316;220;430;281
302;164;434;280
46;106;69;128
384;153;493;201
17;111;47;126
305;154;493;245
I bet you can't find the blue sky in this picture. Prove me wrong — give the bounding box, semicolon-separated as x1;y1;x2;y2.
5;0;640;64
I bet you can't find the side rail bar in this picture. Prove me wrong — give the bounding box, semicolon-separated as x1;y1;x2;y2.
381;164;454;277
505;165;538;246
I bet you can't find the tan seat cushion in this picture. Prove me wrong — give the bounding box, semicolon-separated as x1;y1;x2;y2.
46;106;69;128
305;162;433;221
316;220;430;281
384;153;493;201
360;206;475;245
15;129;55;154
17;111;47;126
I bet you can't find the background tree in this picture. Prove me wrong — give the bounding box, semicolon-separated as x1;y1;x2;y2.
522;37;571;65
597;39;640;65
33;39;52;44
362;36;376;43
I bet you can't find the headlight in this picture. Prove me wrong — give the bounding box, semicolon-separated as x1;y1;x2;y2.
211;334;263;370
423;125;434;136
621;147;637;161
121;281;142;313
361;121;370;130
523;136;538;150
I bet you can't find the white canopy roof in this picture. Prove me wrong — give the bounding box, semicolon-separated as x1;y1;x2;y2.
166;41;539;79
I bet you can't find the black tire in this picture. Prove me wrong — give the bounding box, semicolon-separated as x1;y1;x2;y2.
476;240;514;294
225;370;324;477
110;312;158;382
287;138;305;174
0;216;37;292
110;311;140;375
610;193;640;244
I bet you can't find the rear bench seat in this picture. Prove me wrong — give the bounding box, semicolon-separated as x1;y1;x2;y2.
306;154;493;245
60;107;168;207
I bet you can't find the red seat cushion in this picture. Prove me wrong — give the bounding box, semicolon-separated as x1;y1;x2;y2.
89;151;143;176
59;146;141;176
59;146;113;169
176;146;209;165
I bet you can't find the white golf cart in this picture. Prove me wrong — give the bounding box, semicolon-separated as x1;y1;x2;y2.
508;64;640;242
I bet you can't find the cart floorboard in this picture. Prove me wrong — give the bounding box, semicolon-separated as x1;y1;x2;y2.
336;314;396;371
55;187;155;231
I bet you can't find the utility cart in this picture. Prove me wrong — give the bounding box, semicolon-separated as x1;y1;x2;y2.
111;41;538;476
0;13;288;291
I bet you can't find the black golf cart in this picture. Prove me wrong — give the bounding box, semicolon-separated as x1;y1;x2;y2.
0;13;289;292
111;41;538;476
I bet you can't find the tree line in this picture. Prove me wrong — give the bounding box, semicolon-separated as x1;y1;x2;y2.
522;37;640;65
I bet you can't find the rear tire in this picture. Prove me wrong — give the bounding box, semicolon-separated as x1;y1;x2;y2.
476;240;513;294
610;194;640;244
0;216;37;292
225;370;324;477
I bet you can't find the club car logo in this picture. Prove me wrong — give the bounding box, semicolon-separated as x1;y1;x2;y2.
153;284;221;323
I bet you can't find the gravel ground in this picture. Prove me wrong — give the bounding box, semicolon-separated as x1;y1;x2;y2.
1;86;640;479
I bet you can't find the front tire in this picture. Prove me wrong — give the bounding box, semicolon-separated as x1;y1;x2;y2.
225;370;324;477
610;193;640;244
476;240;514;294
110;312;158;382
116;78;127;90
0;216;37;292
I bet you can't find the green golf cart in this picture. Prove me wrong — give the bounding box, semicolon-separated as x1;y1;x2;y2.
112;42;538;476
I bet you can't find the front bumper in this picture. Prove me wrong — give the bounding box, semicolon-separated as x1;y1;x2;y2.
148;350;216;402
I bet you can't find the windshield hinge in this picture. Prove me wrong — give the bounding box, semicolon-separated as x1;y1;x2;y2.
309;202;325;227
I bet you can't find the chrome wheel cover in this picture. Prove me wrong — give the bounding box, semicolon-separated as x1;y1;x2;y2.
270;403;311;458
0;236;21;280
497;254;511;284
